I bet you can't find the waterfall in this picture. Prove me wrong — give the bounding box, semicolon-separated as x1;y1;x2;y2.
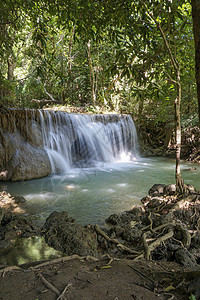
38;110;139;173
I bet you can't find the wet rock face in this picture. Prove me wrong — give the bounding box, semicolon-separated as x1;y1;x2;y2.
42;211;99;257
0;110;51;181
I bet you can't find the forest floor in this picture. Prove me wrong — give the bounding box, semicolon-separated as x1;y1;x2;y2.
0;254;193;300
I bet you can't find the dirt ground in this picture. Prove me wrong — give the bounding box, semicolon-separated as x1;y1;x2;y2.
0;255;194;300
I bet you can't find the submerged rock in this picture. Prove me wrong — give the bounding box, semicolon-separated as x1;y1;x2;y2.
42;211;99;257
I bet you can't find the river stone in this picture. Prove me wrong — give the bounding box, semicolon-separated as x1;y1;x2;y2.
148;184;166;196
164;184;176;195
12;195;26;204
42;211;99;257
175;248;199;270
106;214;121;225
0;130;51;181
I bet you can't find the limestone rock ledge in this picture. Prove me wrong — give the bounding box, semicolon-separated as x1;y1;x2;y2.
0;110;51;181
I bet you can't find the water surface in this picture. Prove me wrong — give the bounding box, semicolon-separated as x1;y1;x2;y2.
3;157;200;226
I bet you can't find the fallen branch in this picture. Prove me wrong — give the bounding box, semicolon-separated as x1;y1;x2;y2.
31;99;57;104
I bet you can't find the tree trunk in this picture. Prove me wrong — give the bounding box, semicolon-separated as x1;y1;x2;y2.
69;26;75;73
60;39;65;105
7;55;14;81
87;40;96;105
174;75;186;194
151;13;187;194
191;0;200;123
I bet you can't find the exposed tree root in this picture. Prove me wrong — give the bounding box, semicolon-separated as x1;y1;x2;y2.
135;230;174;260
31;254;81;270
94;224;140;255
171;195;197;211
175;223;191;248
0;266;22;277
56;283;72;300
37;272;61;296
142;233;151;260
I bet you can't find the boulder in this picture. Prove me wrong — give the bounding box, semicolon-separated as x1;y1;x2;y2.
175;248;199;270
148;184;166;196
0;131;51;181
164;184;176;195
42;211;99;257
0;209;39;249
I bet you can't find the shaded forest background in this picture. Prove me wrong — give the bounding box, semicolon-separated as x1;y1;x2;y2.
0;0;200;131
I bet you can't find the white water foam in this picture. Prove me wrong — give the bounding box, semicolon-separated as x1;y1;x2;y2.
38;111;140;173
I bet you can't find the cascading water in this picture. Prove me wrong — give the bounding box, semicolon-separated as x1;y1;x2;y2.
38;111;139;173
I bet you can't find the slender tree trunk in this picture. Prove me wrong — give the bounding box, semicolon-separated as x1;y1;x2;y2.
87;40;96;105
69;26;75;72
7;55;14;81
150;13;187;194
191;0;200;123
174;73;186;193
61;39;65;105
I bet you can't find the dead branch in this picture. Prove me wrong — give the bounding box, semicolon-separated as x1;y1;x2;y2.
31;99;57;104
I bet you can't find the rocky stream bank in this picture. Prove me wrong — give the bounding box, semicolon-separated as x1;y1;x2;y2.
0;184;200;299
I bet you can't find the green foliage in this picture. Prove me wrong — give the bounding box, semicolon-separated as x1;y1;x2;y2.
0;0;198;129
189;294;197;300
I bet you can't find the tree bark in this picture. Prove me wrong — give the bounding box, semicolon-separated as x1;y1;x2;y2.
7;55;14;81
69;26;75;72
191;0;200;123
87;40;96;105
174;77;186;194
